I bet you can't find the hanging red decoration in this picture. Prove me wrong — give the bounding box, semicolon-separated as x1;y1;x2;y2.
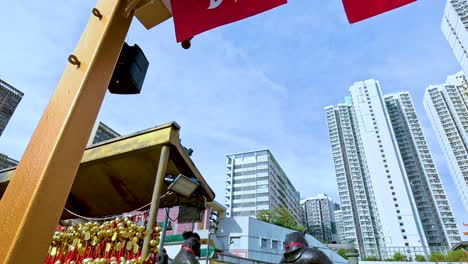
342;0;416;23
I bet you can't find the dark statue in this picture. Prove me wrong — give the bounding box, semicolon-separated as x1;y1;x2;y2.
172;231;201;264
279;231;333;264
156;248;171;264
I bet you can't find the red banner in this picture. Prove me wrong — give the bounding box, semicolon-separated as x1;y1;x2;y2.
170;0;287;42
342;0;416;23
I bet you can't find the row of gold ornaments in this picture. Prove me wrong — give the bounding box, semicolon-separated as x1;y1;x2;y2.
46;217;161;264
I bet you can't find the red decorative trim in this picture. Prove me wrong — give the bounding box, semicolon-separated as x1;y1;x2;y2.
181;246;195;255
285;242;305;250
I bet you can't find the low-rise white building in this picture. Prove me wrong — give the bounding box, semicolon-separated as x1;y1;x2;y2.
162;216;347;263
215;217;347;264
225;150;302;223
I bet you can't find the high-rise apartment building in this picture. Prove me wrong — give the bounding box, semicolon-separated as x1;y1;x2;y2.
334;209;344;244
325;103;381;257
87;121;121;146
385;93;460;247
326;80;460;258
424;72;468;213
0;79;23;137
301;194;337;243
225;150;302;223
0;153;18;170
441;0;468;76
334;203;341;211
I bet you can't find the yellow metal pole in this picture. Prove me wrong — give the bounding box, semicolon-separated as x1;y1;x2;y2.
0;0;133;263
142;145;171;258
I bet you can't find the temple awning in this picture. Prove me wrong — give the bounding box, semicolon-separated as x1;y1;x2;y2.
0;122;215;219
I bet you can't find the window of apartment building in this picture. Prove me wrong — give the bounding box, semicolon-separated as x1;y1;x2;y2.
395;204;399;207
233;186;257;192
405;243;409;246
233;202;257;208
272;240;279;249
396;210;400;214
403;236;407;239
392;192;395;195
400;223;404;226
390;186;394;190
233;211;256;217
230;236;241;247
261;238;268;248
257;176;269;182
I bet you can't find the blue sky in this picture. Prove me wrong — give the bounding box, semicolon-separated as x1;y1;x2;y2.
0;1;466;238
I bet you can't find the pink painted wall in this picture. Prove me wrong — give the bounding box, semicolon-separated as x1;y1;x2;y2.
156;206;213;234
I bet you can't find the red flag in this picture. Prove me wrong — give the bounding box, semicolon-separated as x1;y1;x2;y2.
342;0;416;23
170;0;287;42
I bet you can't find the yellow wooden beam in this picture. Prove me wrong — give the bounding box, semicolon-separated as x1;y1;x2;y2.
0;0;133;262
135;0;172;29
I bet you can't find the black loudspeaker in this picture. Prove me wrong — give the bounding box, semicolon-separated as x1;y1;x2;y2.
178;205;203;223
108;43;149;94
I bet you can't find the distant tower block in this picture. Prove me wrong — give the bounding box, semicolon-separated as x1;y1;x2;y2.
0;79;24;137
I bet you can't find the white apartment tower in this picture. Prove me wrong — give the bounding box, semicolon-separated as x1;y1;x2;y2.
225;150;302;223
424;72;468;213
334;209;344;244
325;103;382;258
326;80;460;258
442;0;468;76
301;194;337;243
385;93;460;247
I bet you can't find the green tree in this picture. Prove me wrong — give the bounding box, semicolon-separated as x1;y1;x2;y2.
362;256;380;261
415;255;426;262
392;252;407;261
256;210;271;223
336;248;347;259
256;207;305;231
445;250;468;262
428;252;445;262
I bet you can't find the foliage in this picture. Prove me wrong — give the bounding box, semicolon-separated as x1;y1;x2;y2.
391;252;407;261
428;252;445;262
256;210;271;223
362;256;381;261
256;207;305;231
445;250;468;262
415;255;426;262
336;248;347;259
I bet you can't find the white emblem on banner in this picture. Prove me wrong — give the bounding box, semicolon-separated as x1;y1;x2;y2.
208;0;224;9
